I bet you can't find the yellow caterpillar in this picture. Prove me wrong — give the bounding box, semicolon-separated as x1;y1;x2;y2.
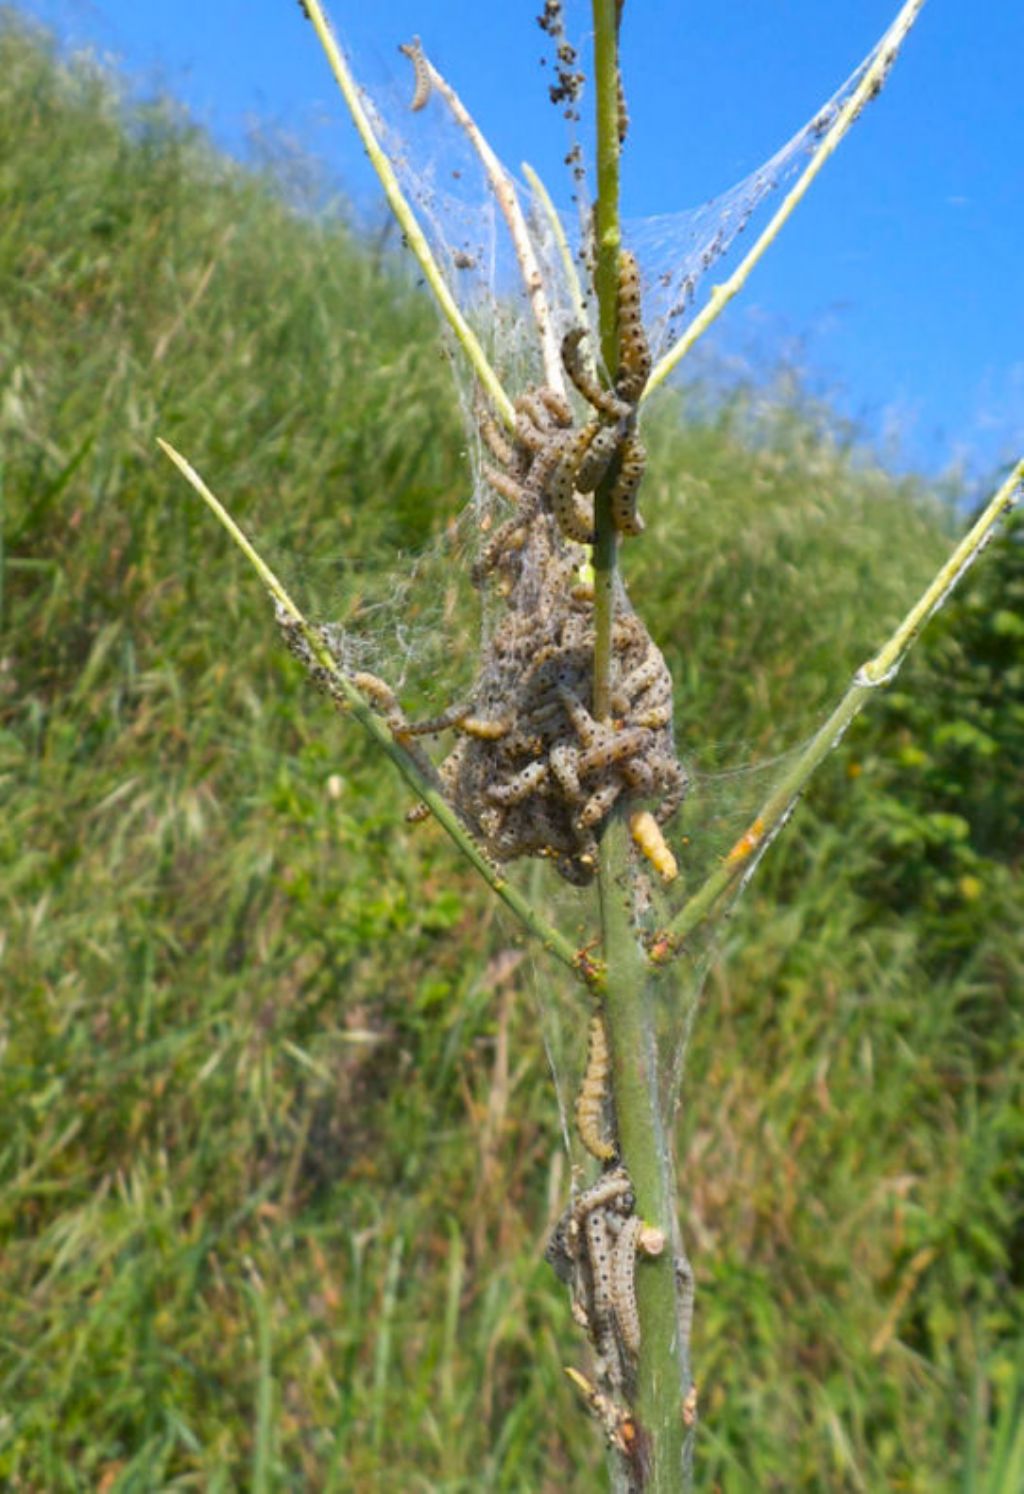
575;1013;616;1161
629;809;678;882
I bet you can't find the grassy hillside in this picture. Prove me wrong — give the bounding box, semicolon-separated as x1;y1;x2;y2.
1;14;1021;1490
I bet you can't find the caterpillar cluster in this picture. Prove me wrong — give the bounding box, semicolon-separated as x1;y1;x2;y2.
284;246;684;886
540;249;653;545
546;1164;666;1401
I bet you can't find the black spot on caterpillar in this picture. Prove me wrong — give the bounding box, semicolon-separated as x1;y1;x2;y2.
399;37;431;112
575;1012;616;1161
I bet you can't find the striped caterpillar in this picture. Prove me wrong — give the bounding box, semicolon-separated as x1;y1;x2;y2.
575;1013;617;1161
399;37;431;112
629;808;678;882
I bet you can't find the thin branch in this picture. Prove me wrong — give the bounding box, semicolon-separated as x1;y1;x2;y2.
642;0;927;404
404;42;565;396
590;0;624;727
299;1;515;427
657;457;1024;959
522;161;590;342
157;438;592;985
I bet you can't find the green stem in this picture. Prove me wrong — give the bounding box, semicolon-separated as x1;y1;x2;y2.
591;5;688;1489
157;439;591;985
591;0;623;725
659;457;1024;957
599;825;688;1491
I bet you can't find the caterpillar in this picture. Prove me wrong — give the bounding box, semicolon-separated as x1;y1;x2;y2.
575;1013;616;1161
561;328;631;420
399;37;431;112
578;726;650;776
485;759;549;805
483;463;531;507
403;703;472;737
615;250;651;404
578;778;623;829
616;70;630;147
610;1214;642;1356
471;517;528;585
351;670;405;728
575;421;621;493
654;762;688;826
609;434;646;535
536;385;574;427
477;406;515;468
549;742;583;801
629;808;678;882
457;714;513;741
547;427;597;543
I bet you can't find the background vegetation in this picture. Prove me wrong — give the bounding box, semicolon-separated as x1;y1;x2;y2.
1;15;1021;1489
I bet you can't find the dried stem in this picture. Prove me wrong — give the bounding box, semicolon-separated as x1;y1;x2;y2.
522;160;591;344
299;0;515;427
643;0;928;403
409;44;566;396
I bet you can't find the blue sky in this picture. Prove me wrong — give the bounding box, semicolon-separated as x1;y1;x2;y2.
14;0;1023;490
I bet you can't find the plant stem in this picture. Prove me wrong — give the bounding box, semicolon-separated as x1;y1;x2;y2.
415;48;565;395
591;4;689;1488
522;161;591;346
599;824;688;1491
300;0;515;427
591;0;623;726
157;438;591;985
642;0;927;403
659;457;1024;957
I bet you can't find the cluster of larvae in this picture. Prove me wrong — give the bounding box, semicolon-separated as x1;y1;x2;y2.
283;251;686;887
546;1012;665;1457
407;251;685;885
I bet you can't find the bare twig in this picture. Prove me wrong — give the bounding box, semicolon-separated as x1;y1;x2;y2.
404;40;566;395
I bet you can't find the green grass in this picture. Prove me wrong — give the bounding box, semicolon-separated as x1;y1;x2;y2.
1;14;1021;1490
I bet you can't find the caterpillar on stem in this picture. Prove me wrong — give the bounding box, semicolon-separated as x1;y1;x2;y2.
575;1012;617;1161
399;37;432;112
